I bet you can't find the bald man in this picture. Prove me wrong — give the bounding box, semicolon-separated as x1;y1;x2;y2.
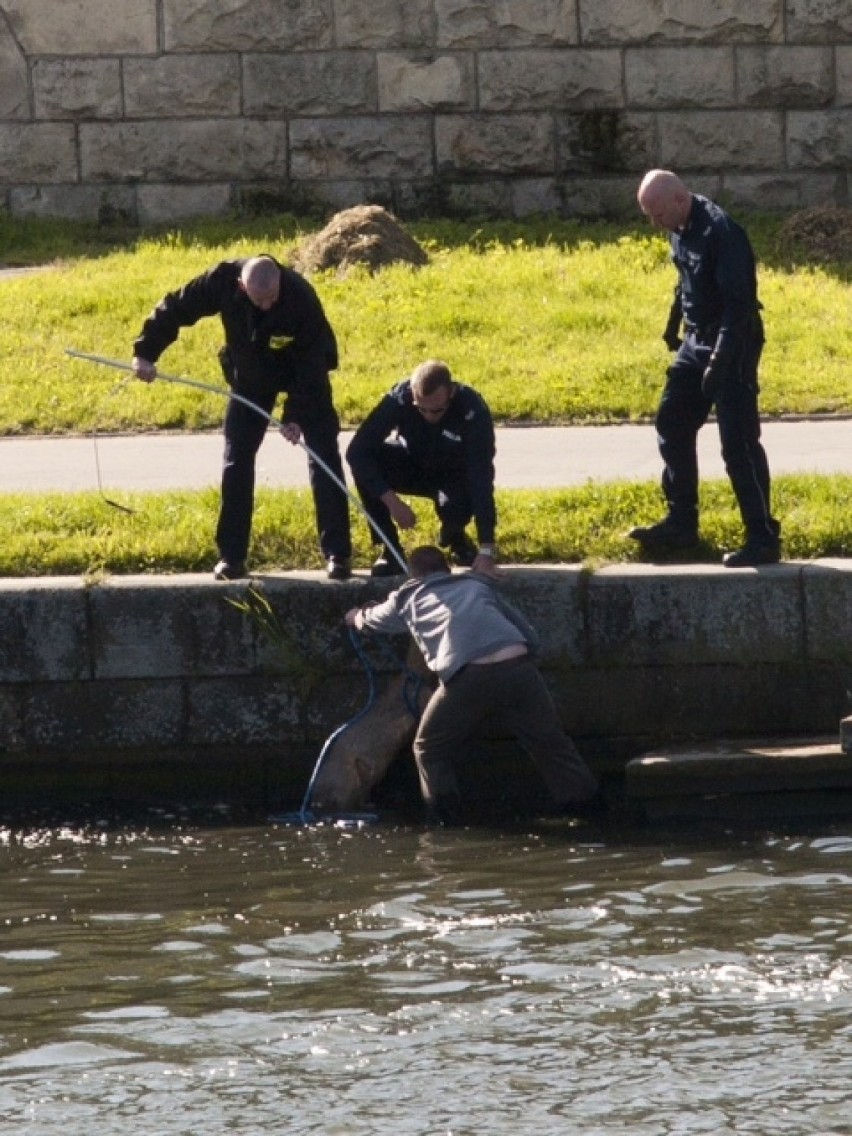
631;170;780;567
133;255;352;580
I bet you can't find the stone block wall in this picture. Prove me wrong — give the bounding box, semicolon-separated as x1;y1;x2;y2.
0;0;849;225
1;563;851;809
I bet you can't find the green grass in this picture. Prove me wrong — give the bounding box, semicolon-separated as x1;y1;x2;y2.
0;474;849;577
0;211;850;575
0;212;849;434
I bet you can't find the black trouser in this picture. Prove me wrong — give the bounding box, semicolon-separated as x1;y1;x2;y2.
655;329;779;541
413;655;598;810
216;378;351;565
352;442;473;551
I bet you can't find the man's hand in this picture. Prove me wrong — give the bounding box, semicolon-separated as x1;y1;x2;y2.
132;356;157;382
381;490;416;530
701;353;728;401
344;607;361;628
471;551;501;579
279;422;302;445
662;299;682;352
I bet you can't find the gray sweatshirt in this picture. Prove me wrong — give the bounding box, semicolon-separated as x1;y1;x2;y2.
355;571;540;682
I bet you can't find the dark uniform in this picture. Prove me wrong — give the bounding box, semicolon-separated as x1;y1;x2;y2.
346;379;496;559
652;195;780;559
133;257;351;568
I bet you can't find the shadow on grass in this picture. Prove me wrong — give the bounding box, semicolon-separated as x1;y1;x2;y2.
4;208;848;285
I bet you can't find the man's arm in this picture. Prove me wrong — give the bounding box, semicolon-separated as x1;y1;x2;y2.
344;591;409;636
710;220;758;358
346;392;403;498
278;268;339;381
133;263;229;365
460;392;498;563
662;285;683;351
702;221;761;398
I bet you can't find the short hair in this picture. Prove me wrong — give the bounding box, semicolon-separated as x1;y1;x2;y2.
410;359;453;399
240;255;280;292
408;545;450;577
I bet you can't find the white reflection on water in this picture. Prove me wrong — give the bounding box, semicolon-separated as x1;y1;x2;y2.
1;819;852;1134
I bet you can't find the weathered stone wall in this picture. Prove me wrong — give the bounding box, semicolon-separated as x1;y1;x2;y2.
0;0;849;224
1;563;851;808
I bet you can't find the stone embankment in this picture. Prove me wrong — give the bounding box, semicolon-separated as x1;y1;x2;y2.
1;0;849;224
2;562;851;814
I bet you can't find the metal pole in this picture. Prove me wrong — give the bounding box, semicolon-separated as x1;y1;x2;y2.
66;349;409;573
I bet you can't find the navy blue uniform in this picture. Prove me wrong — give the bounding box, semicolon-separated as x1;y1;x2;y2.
346;379;496;552
656;194;779;544
134;257;351;565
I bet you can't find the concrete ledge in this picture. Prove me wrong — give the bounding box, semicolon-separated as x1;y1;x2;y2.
624;735;852;821
626;736;852;797
1;560;851;808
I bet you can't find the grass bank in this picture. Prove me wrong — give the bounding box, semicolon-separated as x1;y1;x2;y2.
0;473;849;577
0;212;850;435
0;211;849;575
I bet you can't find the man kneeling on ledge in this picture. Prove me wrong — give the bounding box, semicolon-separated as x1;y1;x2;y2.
344;545;602;825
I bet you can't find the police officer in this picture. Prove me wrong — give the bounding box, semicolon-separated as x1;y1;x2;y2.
346;360;499;578
630;169;781;567
132;255;352;580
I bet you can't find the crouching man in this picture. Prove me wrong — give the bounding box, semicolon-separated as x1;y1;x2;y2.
344;545;601;824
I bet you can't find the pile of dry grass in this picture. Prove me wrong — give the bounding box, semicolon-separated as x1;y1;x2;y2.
777;206;852;263
293;204;429;275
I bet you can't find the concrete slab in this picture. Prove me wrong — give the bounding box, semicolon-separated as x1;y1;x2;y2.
626;736;851;798
626;735;852;820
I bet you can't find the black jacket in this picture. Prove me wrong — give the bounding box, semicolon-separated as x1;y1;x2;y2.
133;257;338;395
669;195;762;357
347;380;497;542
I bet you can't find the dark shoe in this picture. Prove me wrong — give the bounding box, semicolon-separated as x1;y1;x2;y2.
442;531;478;567
370;547;406;577
213;559;246;580
628;519;698;551
723;539;781;568
326;556;352;581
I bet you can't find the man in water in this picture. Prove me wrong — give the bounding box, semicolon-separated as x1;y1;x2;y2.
344;544;601;824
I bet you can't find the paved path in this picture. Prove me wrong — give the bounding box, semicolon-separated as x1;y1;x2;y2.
0;419;851;492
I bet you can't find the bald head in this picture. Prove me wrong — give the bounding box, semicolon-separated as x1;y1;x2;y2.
240;256;281;310
637;169;692;231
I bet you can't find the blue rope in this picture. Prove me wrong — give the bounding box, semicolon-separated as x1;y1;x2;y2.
275;627;422;825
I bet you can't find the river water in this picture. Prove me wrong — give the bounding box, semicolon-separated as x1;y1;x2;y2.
1;811;852;1135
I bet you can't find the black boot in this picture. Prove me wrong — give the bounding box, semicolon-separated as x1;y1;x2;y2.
723;535;781;567
628;517;698;551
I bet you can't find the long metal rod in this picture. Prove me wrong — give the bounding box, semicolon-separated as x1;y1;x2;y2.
66;348;409;573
